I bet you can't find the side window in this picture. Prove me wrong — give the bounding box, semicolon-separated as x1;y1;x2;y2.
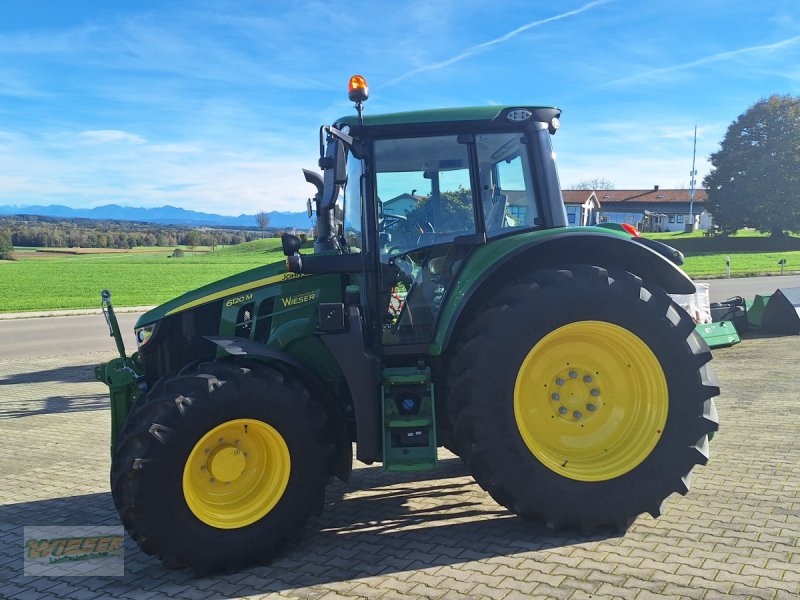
342;151;363;252
476;134;539;236
375;136;476;259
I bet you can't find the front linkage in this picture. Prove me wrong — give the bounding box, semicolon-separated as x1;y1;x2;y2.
94;290;143;450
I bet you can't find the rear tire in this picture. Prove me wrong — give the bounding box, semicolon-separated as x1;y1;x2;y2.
446;266;719;531
111;360;330;571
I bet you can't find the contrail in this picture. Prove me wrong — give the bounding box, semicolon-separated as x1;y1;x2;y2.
382;0;612;88
609;34;800;86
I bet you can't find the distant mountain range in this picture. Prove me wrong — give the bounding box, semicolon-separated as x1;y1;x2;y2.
0;203;313;229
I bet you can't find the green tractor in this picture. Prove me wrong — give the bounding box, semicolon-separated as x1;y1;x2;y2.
97;76;719;572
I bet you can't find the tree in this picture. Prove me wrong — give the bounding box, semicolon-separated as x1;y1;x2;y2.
571;177;615;190
255;211;270;238
185;230;202;254
704;94;800;236
0;229;13;260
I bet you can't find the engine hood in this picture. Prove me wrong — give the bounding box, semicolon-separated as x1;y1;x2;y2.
134;261;309;329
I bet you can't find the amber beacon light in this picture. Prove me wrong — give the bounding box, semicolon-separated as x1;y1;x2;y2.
348;75;369;103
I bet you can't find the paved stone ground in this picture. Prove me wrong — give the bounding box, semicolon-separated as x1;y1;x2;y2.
0;337;798;599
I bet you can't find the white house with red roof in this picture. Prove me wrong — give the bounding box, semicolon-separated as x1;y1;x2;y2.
562;186;713;232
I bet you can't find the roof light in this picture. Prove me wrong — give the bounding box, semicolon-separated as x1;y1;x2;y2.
348;75;369;103
507;109;532;122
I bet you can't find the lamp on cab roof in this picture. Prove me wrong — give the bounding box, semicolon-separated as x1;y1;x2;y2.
348;75;369;103
348;75;368;125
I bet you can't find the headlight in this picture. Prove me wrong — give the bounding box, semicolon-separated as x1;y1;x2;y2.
135;323;158;348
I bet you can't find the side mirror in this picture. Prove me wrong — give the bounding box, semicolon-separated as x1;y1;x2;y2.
320;138;347;210
281;233;302;256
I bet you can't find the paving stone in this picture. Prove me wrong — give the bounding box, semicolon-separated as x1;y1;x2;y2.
0;332;798;600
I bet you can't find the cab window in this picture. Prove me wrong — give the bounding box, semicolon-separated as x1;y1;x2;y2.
342;150;363;252
475;133;539;236
374;135;475;261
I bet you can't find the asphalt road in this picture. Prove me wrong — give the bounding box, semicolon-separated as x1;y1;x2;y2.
697;274;800;302
0;312;141;360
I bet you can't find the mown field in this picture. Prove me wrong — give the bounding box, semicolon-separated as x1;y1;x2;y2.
1;238;798;312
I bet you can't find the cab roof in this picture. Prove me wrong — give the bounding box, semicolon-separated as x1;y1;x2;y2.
336;105;560;128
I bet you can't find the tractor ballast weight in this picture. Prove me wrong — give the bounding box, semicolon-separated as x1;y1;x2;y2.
97;76;719;572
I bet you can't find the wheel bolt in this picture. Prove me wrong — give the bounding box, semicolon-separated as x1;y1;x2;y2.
200;465;207;471
586;403;596;412
591;388;601;397
569;371;578;379
556;378;565;386
559;406;568;415
551;393;560;401
573;411;582;419
218;438;225;444
209;478;215;484
583;375;592;383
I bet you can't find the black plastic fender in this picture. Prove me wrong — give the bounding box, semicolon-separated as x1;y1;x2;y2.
206;336;352;482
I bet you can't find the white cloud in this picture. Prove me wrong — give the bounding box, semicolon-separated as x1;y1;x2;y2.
79;130;146;145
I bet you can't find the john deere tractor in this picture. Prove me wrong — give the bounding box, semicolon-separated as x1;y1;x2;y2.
97;76;719;571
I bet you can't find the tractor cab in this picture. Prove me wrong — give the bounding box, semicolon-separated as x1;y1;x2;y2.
285;76;567;351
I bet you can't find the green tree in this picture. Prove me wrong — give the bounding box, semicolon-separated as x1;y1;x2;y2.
406;187;474;233
0;229;13;260
185;230;202;254
704;94;800;236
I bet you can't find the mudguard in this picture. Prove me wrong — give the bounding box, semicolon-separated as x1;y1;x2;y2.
431;228;696;355
206;336;353;482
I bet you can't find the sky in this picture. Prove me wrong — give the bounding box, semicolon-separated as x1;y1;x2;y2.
1;0;799;216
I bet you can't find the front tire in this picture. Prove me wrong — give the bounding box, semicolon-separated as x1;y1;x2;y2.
447;266;719;531
111;360;330;571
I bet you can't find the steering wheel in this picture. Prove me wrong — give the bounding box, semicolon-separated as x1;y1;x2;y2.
387;253;415;288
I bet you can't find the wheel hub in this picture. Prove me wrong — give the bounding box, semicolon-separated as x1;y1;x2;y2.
207;444;246;483
550;370;601;421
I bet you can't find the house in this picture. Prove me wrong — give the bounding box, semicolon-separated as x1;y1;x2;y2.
562;186;713;232
382;193;421;216
562;190;601;226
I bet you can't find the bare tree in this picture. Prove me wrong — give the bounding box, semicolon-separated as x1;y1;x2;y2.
255;211;270;239
571;177;615;191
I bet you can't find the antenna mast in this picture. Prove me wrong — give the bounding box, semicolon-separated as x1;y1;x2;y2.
688;124;697;231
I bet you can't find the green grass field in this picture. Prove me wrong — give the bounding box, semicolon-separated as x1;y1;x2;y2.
1;238;797;312
641;229;800;241
682;251;800;278
0;240;288;312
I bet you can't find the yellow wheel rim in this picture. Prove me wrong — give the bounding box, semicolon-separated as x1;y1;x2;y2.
514;321;668;482
182;418;290;529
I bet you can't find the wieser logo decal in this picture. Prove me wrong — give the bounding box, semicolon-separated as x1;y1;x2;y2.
23;526;124;576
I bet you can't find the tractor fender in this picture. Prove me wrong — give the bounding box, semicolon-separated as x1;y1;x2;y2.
205;335;352;482
433;229;695;355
